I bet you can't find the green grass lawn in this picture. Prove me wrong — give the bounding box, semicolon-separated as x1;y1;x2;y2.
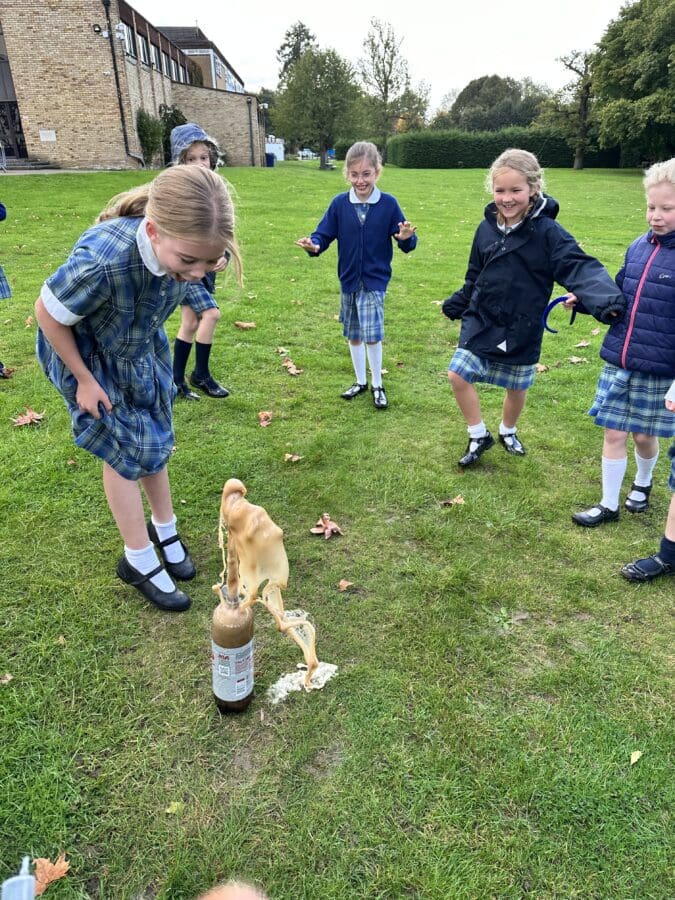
0;163;672;899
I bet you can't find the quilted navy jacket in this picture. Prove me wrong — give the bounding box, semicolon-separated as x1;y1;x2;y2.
598;230;675;377
443;195;626;365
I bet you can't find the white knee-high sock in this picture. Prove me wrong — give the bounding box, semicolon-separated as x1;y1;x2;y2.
349;343;367;384
125;543;176;592
151;514;185;564
631;447;659;499
600;456;627;511
366;341;383;388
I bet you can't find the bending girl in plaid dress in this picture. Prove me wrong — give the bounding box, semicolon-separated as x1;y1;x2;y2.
573;158;675;528
0;201;11;378
443;148;625;467
295;141;417;410
35;166;241;611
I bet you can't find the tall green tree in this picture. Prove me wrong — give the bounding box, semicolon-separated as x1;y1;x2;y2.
358;18;410;153
592;0;675;163
276;21;317;86
536;52;595;169
449;75;549;131
275;48;360;168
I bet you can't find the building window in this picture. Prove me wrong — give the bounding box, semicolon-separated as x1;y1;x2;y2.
171;59;179;81
139;34;150;66
162;51;171;76
152;45;161;70
123;23;137;58
179;65;187;84
214;59;223;79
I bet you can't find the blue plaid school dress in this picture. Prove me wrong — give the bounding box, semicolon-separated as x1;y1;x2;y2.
0;265;10;300
37;216;210;480
588;363;675;438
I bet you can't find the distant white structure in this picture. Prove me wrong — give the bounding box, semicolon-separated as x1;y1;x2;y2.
265;136;285;162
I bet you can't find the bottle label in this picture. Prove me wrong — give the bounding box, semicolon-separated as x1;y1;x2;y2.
211;638;254;701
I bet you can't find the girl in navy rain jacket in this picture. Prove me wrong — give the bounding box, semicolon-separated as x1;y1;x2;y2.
443;148;624;468
573;158;675;532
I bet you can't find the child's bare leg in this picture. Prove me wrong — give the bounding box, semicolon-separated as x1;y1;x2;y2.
448;370;482;425
194;306;220;345
141;468;192;568
140;467;174;523
502;389;527;429
177;305;199;343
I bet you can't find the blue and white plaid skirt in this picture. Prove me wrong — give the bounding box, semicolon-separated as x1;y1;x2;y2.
448;348;536;390
589;364;675;438
339;289;385;342
0;265;11;299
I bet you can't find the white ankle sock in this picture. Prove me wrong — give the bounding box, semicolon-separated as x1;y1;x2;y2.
467;421;488;452
366;342;383;388
125;543;175;592
151;515;186;564
499;421;517;436
349;343;367;384
629;447;659;500
600;456;627;511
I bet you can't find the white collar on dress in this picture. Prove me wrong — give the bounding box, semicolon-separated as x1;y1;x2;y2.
136;218;167;276
349;186;381;205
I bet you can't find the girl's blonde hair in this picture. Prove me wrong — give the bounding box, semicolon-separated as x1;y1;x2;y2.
96;166;242;284
343;141;382;179
643;157;675;191
486;148;544;195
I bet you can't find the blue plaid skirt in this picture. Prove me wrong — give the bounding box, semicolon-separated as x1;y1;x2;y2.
0;265;11;299
668;442;675;492
448;348;536;390
589;364;675;438
339;289;385;342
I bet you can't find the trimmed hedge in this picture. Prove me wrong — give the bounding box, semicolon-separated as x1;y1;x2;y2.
386;128;620;169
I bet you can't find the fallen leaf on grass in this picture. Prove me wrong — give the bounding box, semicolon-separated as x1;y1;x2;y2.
396;361;405;368
630;750;643;765
310;513;343;540
430;300;443;305
440;495;465;507
33;853;70;895
567;356;588;365
12;408;45;426
55;635;67;647
25;315;35;327
575;339;590;348
333;314;340;321
234;321;256;329
275;346;289;355
282;357;303;376
67;458;77;466
284;453;304;462
381;368;388;375
535;363;549;373
1;673;13;685
0;365;14;379
165;800;184;815
338;579;354;591
591;327;600;336
258;411;273;427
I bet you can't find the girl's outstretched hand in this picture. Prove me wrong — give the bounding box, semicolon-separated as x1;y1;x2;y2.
395;221;417;241
561;292;578;310
295;237;320;254
76;376;112;419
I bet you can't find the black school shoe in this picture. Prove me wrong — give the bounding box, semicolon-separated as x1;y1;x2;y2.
116;557;191;611
189;372;230;398
621;553;675;583
372;386;388;409
624;482;652;513
572;504;619;527
175;380;200;401
499;432;526;456
147;521;196;581
458;431;495;467
341;382;368;399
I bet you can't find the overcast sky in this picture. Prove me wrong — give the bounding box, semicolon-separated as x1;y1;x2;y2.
132;0;630;112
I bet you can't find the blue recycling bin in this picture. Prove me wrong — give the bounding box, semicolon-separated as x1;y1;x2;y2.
265;153;275;168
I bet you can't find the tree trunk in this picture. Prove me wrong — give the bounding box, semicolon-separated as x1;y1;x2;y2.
573;146;585;169
319;143;330;170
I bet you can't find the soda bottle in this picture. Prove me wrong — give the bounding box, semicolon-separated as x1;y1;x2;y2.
211;587;254;712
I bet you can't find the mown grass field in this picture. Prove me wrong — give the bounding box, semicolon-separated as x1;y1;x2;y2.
0;162;672;899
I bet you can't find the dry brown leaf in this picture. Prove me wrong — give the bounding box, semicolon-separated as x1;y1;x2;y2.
233;321;256;329
338;579;354;592
283;453;304;462
440;495;465;507
1;673;13;685
275;346;289;355
575;339;590;348
567;356;588;365
396;361;405;368
67;458;77;466
12;408;45;427
630;750;643;765
591;327;600;336
0;365;14;379
535;363;549;373
310;513;343;540
33;853;70;895
282;357;303;376
25;315;35;328
55;635;66;647
258;411;273;427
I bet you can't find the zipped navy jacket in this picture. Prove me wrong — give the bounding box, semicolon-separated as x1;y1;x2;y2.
598;230;675;377
310;191;417;293
443;195;626;365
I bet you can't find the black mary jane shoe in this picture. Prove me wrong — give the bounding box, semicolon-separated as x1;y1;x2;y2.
621;553;675;583
116;557;191;611
189;372;230;398
624;482;652;514
371;386;388;409
175;380;200;401
572;504;619;527
341;382;368;400
499;432;526;456
147;521;197;581
458;431;495;467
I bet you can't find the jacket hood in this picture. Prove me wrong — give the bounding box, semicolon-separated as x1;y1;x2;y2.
484;192;559;226
170;123;219;164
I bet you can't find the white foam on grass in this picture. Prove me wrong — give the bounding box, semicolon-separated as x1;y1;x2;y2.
266;661;338;704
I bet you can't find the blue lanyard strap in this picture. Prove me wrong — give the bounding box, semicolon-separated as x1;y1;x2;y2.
542;295;578;334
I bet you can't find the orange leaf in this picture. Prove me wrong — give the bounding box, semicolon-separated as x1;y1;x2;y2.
25;315;35;328
12;408;45;427
338;579;354;592
234;321;256;329
258;410;273;427
33;853;70;895
535;363;549;373
310;513;343;539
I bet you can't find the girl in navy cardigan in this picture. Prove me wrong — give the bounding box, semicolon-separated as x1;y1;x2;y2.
295;142;417;410
573;158;675;530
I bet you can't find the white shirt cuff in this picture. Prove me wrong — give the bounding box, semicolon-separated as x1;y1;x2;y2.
40;282;84;325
